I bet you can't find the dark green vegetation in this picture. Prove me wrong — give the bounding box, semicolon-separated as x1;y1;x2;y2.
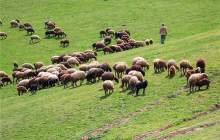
0;0;220;139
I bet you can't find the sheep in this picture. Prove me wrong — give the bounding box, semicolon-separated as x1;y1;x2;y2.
21;63;34;69
196;59;206;73
34;62;44;69
54;27;62;33
88;61;100;69
103;47;113;55
168;65;176;77
179;60;193;76
113;62;128;78
128;76;140;92
60;39;69;47
195;78;210;90
132;57;145;64
0;32;7;39
55;31;67;38
103;80;114;96
120;75;132;90
79;64;90;72
13;71;26;82
135;80;148;96
153;59;167;73
45;30;55;38
134;41;145;47
10;19;20;28
67;57;80;67
48;74;59;87
17;86;28;96
18;79;30;89
126;65;145;76
132;57;149;70
116;39;124;44
61;73;72;88
188;73;208;92
101;72;119;83
1;77;12;85
185;67;201;84
167;59;179;75
51;56;62;64
84;52;97;61
92;42;105;51
86;68;104;83
104;36;112;45
99;63;112;72
0;71;8;78
128;70;144;82
25;27;35;35
70;71;86;87
100;30;107;38
29;35;40;44
106;29;115;37
45;21;56;29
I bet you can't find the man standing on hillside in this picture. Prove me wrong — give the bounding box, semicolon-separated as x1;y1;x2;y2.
160;24;168;44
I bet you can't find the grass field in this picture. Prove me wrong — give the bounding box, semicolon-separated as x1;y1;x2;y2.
1;0;220;139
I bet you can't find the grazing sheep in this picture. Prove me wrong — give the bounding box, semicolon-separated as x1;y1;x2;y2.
153;59;167;73
79;64;90;72
196;78;210;90
188;73;208;92
179;60;193;76
23;23;32;28
106;29;115;37
18;79;30;89
10;20;20;28
17;86;28;96
92;42;105;51
196;59;206;73
45;30;55;38
60;73;72;88
1;77;12;85
100;30;107;38
29;35;40;44
86;68;104;83
121;75;132;90
135;80;148;96
104;36;112;45
19;24;25;30
0;71;8;78
185;67;201;84
0;32;7;39
132;57;149;70
22;63;34;69
167;59;179;75
88;61;100;69
103;80;114;96
103;47;113;55
25;27;35;35
55;31;67;38
60;39;69;47
70;71;86;87
128;70;144;82
67;57;80;67
34;62;44;69
128;76;140;92
101;72;119;83
113;62;128;78
168;65;176;77
54;27;62;33
99;63;112;72
45;21;56;29
126;65;145;76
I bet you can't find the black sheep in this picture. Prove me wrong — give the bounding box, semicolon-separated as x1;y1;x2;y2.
135;80;148;96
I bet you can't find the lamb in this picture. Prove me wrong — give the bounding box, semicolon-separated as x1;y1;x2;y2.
128;70;144;82
179;60;193;76
103;80;114;96
188;73;208;92
121;75;132;90
153;59;167;73
60;73;72;88
101;72;119;83
113;62;128;78
195;78;210;90
17;86;28;96
135;80;148;96
29;35;40;44
0;32;7;39
196;59;206;73
70;71;86;87
168;65;176;77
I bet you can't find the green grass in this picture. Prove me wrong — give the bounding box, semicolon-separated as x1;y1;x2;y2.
1;0;220;140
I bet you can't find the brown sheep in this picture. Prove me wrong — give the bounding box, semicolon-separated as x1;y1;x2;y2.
153;59;167;73
67;57;80;67
10;20;20;28
99;63;112;72
179;60;193;76
60;39;69;47
92;42;105;51
128;70;144;82
188;73;208;92
1;77;12;85
79;64;90;72
101;72;119;83
17;86;28;96
70;71;86;87
22;63;34;69
0;71;8;78
185;67;201;84
196;59;206;73
34;62;44;69
195;78;210;90
29;35;40;44
103;80;114;96
18;79;30;89
168;65;176;77
103;47;113;55
0;32;7;39
167;59;179;75
128;76;140;92
121;75;132;90
113;62;128;78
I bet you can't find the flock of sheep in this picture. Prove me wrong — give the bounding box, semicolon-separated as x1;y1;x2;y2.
0;20;69;47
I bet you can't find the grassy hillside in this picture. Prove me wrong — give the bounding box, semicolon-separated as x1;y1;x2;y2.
1;0;220;140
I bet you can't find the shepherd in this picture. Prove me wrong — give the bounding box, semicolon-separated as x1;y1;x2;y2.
159;23;168;44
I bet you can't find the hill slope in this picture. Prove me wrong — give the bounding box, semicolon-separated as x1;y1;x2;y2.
0;0;220;140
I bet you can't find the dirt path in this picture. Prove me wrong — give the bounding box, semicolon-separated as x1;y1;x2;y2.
81;88;186;140
133;103;220;140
